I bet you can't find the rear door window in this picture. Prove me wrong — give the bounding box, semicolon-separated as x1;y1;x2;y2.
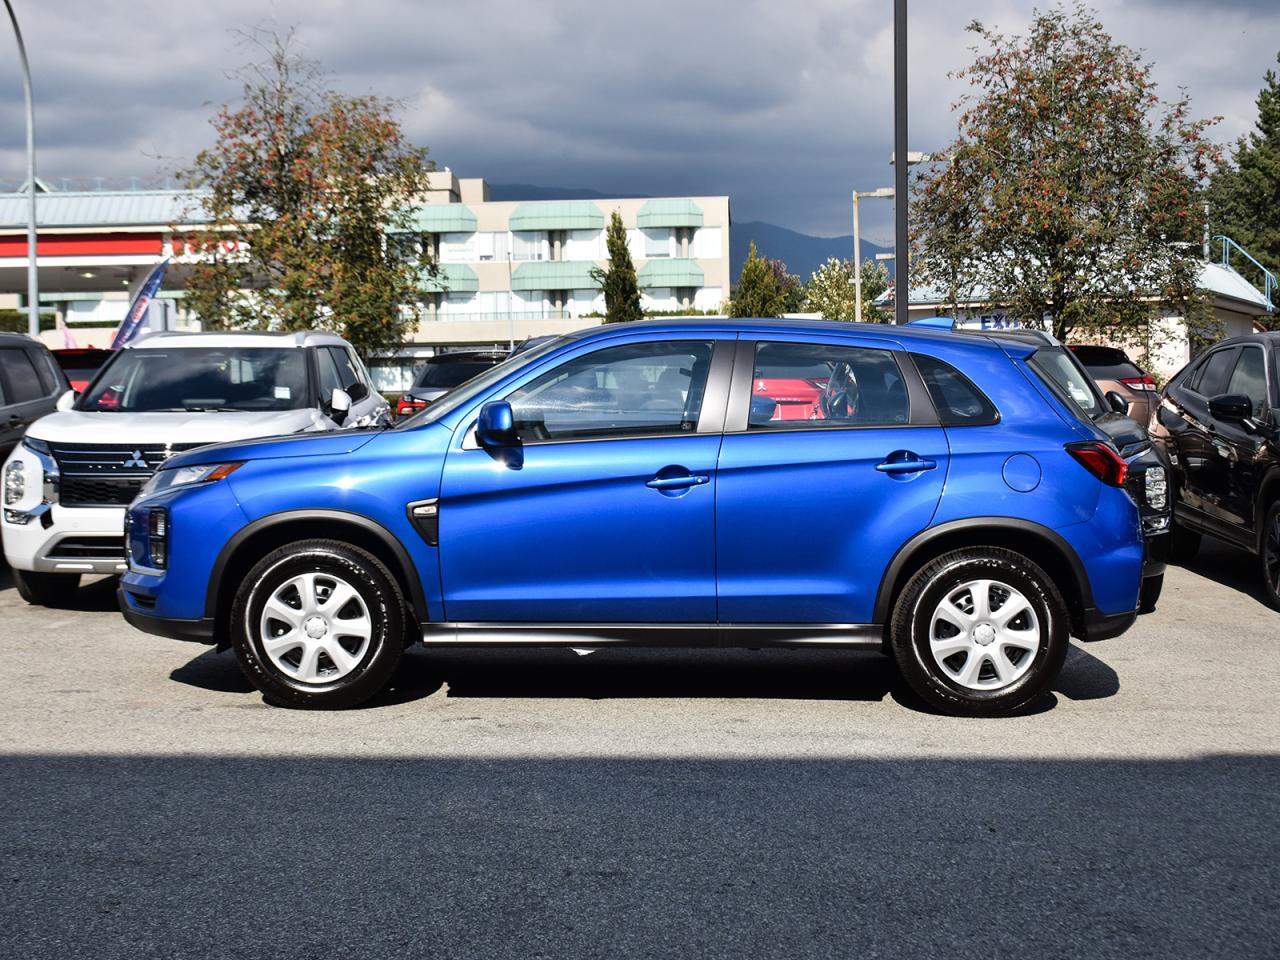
748;341;909;427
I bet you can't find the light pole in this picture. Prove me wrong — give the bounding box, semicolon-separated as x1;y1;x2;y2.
892;0;908;326
4;0;38;338
853;187;893;322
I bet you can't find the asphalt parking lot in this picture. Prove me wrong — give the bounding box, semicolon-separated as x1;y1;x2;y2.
1;542;1277;960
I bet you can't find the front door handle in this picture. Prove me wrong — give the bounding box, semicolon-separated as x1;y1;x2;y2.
876;453;937;474
7;417;25;430
645;474;710;490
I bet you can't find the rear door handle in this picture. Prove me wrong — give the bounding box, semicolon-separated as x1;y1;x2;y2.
645;474;710;490
876;455;937;474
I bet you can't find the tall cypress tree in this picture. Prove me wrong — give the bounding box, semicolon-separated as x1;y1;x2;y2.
1211;52;1280;296
592;211;643;324
730;242;787;317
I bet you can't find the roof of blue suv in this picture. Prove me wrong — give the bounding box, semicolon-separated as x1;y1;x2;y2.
564;317;1039;357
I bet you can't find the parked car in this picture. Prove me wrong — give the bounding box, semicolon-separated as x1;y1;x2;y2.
1150;332;1280;606
52;347;114;393
1069;346;1159;425
395;350;508;418
2;331;388;605
0;333;67;465
120;318;1165;717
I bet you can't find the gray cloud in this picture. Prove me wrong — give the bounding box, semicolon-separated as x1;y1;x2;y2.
0;0;1276;244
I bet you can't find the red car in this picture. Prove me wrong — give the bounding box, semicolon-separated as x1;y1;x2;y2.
752;358;830;420
52;347;113;393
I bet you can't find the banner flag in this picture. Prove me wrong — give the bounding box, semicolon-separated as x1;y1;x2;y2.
110;259;169;349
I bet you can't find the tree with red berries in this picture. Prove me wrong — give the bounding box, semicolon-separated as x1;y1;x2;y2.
911;4;1220;343
181;30;433;357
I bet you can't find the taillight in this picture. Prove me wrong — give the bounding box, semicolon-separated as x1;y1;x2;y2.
1119;375;1157;392
1066;441;1127;487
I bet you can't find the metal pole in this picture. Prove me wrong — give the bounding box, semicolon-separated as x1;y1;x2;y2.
893;0;908;326
853;192;863;323
4;0;38;338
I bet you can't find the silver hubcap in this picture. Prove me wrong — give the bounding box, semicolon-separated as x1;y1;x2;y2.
928;578;1041;691
258;572;373;684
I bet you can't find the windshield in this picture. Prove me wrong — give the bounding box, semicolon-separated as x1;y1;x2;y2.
415;360;498;389
395;336;571;429
1029;347;1106;420
78;347;311;413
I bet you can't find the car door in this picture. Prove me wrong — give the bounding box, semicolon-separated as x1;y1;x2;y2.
0;345;54;461
715;336;949;623
1166;345;1239;520
437;335;732;622
1209;343;1272;536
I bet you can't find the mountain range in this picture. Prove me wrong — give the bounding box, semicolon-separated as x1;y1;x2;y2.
487;184;891;281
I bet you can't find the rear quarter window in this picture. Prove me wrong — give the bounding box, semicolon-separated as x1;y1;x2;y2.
910;354;999;426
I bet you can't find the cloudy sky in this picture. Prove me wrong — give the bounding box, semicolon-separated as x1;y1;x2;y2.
1;0;1277;242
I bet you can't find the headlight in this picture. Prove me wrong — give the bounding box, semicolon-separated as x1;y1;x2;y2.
1144;466;1168;511
139;461;242;499
4;461;24;505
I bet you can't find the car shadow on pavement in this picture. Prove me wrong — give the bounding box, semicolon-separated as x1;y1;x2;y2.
2;752;1276;960
1179;538;1274;608
169;642;1119;715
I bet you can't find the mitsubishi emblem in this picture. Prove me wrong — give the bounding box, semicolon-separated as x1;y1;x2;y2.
122;450;148;469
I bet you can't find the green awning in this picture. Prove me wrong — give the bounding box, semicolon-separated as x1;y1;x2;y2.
509;201;604;232
419;263;479;293
636;199;704;229
406;204;477;233
34;292;103;302
637;259;704;288
511;261;600;291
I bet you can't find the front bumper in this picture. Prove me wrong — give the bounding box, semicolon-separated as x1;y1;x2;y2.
118;587;216;644
2;503;128;574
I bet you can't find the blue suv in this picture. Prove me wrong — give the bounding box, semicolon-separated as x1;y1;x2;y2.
119;319;1164;716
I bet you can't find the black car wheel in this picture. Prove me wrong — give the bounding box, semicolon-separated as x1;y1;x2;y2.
230;539;407;709
12;569;81;607
1261;502;1280;610
890;547;1070;717
1138;573;1164;614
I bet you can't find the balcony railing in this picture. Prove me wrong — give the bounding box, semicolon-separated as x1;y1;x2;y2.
428;310;575;323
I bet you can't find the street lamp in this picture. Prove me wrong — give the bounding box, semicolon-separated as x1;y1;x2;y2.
852;187;894;323
4;0;38;338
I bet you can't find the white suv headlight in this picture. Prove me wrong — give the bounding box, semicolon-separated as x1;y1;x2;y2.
1144;466;1168;510
4;460;24;505
139;461;243;499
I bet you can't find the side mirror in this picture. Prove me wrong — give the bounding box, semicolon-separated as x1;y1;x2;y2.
1208;393;1252;423
56;390;76;412
749;394;778;425
476;401;518;448
1105;391;1129;415
330;388;352;425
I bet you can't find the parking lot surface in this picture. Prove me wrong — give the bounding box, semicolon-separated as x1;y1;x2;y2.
1;542;1277;959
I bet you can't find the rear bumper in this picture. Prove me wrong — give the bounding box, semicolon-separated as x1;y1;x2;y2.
118;588;216;644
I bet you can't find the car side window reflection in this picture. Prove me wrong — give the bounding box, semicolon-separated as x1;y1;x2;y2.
747;341;909;428
1226;347;1268;417
505;340;714;442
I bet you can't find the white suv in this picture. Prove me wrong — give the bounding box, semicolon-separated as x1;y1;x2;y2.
2;330;388;605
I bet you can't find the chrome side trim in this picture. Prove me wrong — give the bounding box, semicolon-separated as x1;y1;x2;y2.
420;622;883;648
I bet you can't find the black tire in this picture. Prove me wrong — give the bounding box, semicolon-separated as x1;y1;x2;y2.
1259;501;1280;610
890;547;1070;717
1167;518;1200;564
13;569;81;606
1138;573;1164;614
229;539;407;709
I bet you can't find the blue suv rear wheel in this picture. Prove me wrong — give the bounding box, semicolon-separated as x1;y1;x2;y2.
230;540;407;709
890;547;1070;716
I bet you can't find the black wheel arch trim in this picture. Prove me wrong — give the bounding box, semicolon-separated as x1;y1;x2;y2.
873;517;1095;625
204;509;430;625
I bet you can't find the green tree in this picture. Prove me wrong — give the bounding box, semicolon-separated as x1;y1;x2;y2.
591;210;643;323
911;4;1219;342
730;242;788;317
1210;52;1280;301
803;258;889;321
765;257;805;312
181;30;433;358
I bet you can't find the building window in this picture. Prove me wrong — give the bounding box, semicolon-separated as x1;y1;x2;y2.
438;232;476;263
564;229;604;261
692;226;721;259
643;228;672;258
512;231;548;261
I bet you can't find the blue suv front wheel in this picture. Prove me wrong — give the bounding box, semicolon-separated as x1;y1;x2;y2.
229;539;409;709
890;547;1071;716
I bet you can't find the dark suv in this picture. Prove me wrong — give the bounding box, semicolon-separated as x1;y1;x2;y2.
1152;332;1280;605
0;333;66;463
